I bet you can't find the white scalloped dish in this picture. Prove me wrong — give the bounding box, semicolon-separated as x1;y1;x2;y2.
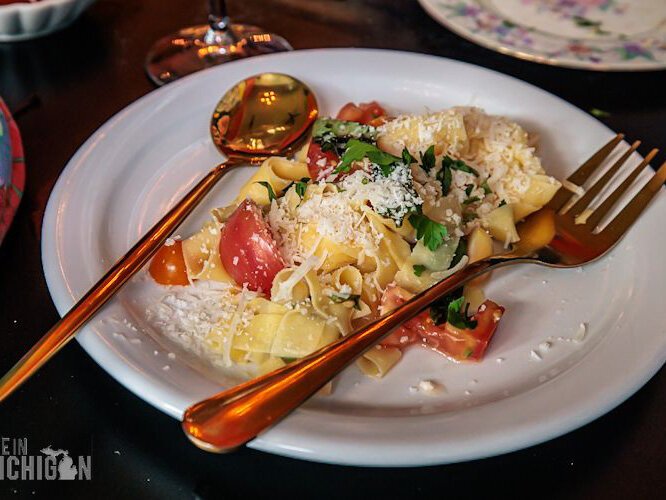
0;0;95;41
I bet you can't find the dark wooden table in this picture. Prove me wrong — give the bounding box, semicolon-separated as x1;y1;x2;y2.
1;1;665;498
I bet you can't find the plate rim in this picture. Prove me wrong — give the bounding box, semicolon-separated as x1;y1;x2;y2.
417;0;666;72
41;47;666;466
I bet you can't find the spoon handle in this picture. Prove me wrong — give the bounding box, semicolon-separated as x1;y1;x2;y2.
182;258;498;453
0;160;242;403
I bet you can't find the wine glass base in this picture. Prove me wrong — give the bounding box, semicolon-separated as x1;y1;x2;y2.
145;24;293;86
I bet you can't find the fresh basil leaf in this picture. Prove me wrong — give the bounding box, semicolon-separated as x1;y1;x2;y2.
402;148;417;165
465;184;474;197
256;181;276;202
419;145;436;172
463;196;481;205
336;139;401;175
429;288;463;325
295;177;310;199
443;156;479;176
446;296;478;329
412;264;426;277
481;180;492;195
437;162;452;195
408;213;448;251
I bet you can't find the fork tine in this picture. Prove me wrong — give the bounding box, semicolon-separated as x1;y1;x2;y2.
547;133;624;212
568;140;641;216
584;148;658;228
600;161;666;243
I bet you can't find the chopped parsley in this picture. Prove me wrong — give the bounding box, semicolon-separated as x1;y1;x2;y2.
335;139;402;176
329;293;362;310
419;145;436;172
443;156;479;176
361;177;369;185
256;181;276;202
445;296;478;330
408;213;448;251
412;264;426;277
462;347;474;358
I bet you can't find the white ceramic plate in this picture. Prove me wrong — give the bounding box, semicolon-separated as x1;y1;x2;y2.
42;49;666;466
419;0;666;71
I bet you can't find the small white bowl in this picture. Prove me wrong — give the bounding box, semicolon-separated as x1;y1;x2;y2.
0;0;96;42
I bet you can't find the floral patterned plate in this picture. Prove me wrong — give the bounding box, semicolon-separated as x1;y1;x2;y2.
0;97;25;245
419;0;666;71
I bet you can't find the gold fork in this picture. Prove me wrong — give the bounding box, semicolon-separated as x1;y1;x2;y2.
182;134;666;453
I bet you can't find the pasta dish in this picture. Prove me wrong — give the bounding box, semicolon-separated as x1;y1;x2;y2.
146;101;561;380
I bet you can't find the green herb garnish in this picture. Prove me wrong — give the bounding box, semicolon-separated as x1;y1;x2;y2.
419;145;436;172
446;296;478;330
294;177;310;199
437;161;453;195
462;212;479;223
429;288;463;325
462;347;474;358
412;264;426;277
336;139;401;176
256;181;276;202
408;213;448;251
443;156;479;176
465;184;474;197
450;239;466;268
499;200;507;207
330;293;362;310
481;180;492;195
402;148;417;165
463;196;481;205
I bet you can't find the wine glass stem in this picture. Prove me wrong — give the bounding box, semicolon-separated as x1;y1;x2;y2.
208;0;230;31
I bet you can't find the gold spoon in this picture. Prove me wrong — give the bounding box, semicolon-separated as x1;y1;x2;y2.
0;73;318;403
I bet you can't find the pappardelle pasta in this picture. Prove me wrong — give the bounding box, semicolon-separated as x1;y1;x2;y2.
148;101;561;380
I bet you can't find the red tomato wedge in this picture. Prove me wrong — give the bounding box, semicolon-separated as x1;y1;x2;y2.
149;240;189;286
219;199;285;295
336;101;387;125
306;142;340;181
379;284;504;361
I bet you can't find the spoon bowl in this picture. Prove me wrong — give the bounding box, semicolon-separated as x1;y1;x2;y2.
212;73;317;158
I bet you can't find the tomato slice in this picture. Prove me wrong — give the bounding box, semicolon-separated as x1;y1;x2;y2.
336;101;387;125
306;142;340;181
379;284;504;361
219;199;285;295
149;240;189;286
417;301;504;361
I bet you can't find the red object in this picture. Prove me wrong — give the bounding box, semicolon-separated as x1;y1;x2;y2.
219;199;285;295
149;240;189;285
0;97;25;246
379;284;504;362
306;142;339;180
336;101;387;125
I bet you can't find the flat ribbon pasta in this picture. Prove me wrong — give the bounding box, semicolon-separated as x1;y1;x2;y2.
234;156;309;206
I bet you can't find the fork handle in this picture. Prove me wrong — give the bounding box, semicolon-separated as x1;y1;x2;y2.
182;257;505;452
0;160;243;404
